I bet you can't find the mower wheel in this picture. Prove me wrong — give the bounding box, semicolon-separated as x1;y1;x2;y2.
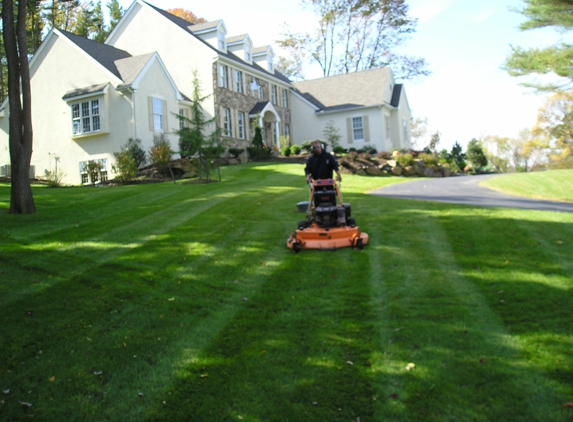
355;238;364;250
347;218;356;227
298;221;309;230
292;242;302;253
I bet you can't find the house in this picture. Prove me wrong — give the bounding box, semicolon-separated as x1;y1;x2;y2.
0;0;412;185
0;28;185;185
106;0;293;151
291;67;412;152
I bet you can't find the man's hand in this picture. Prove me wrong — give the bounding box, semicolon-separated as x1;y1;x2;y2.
306;175;312;183
336;173;342;183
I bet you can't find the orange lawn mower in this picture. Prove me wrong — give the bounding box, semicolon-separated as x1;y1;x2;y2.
286;178;369;253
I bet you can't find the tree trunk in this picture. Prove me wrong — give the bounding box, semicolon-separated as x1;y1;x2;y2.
3;0;36;214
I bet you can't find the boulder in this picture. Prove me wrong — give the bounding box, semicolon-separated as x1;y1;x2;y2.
366;166;382;176
443;168;451;177
356;168;367;176
239;155;248;164
228;158;239;165
403;166;415;176
391;165;403;176
387;159;397;167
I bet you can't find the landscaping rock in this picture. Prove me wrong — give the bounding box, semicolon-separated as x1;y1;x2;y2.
403;166;415;176
366;166;382;176
228;158;239;165
391;165;403;176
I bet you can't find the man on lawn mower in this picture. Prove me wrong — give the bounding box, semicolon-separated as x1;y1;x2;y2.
305;140;342;183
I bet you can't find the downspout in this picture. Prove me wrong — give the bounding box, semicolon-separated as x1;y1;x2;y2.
131;88;137;140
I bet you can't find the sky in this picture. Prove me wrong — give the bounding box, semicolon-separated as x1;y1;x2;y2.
115;0;570;151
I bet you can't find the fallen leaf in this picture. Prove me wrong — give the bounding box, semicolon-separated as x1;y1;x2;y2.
87;337;92;342
499;299;505;304
49;376;55;382
200;374;208;378
94;371;103;376
3;389;9;395
168;297;175;301
20;401;32;408
563;402;573;407
405;363;415;371
138;392;144;397
242;298;248;301
498;290;504;294
26;311;34;316
557;240;563;245
346;361;354;365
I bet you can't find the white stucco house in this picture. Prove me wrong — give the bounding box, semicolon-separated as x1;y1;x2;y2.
0;0;412;185
291;67;411;152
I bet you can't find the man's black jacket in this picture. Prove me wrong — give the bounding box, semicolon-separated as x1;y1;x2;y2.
305;151;339;179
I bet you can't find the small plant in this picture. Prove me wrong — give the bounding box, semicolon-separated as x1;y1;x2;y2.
112;150;138;182
247;127;274;160
361;144;377;154
333;146;345;154
86;160;103;185
348;147;357;152
149;134;173;174
396;153;415;167
228;148;245;158
279;135;291;149
291;145;301;155
43;169;66;187
281;145;291;157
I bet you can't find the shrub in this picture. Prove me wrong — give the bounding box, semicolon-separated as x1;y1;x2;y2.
112;150;138;182
396;153;415;167
348;147;357;152
86;160;103;185
178;127;202;158
301;139;328;153
291;145;301;155
333;146;345;154
246;146;274;160
419;152;438;166
228;148;244;158
362;144;377;154
281;146;291;157
149;134;173;174
126;138;146;168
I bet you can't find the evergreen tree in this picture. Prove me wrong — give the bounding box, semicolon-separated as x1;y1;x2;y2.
466;138;488;168
505;0;573;91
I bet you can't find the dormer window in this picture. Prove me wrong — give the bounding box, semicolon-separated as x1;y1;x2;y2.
267;56;273;72
245;44;251;61
218;31;226;50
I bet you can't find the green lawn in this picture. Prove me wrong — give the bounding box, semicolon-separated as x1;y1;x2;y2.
480;169;573;202
1;164;572;421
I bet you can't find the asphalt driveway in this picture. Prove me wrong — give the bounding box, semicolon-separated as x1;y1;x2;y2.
369;173;573;213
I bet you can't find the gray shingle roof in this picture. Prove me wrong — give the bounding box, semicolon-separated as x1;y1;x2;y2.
226;34;248;44
62;83;108;100
60;30;131;80
115;52;155;85
292;67;391;111
189;20;222;33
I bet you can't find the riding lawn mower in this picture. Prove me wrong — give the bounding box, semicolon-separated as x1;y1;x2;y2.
286;179;369;252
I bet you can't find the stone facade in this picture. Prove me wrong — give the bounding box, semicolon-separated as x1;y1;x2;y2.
212;63;292;150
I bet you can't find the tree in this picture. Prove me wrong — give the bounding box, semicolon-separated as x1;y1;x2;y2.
107;0;123;34
410;116;429;150
450;141;466;170
167;8;205;24
466;138;488;168
3;0;36;213
505;0;573;91
278;0;430;80
427;130;440;153
323;120;341;148
532;90;573;167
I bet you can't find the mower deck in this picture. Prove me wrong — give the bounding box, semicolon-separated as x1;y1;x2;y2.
287;224;369;252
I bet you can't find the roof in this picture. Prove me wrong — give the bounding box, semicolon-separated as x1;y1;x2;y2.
189;20;222;33
292;67;392;111
142;2;291;85
249;101;270;115
252;45;271;55
62;83;108;100
226;34;249;44
115;52;155;85
390;84;403;107
60;30;131;80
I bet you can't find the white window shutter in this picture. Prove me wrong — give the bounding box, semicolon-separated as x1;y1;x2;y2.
346;118;353;143
363;115;370;142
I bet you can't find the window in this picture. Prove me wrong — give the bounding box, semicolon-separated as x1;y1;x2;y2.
385;115;391;140
223;108;232;136
219;65;228;88
403;119;409;143
352;117;364;141
250;78;262;99
152;98;164;131
234;70;243;93
268;56;273;72
273;124;278;144
271;85;277;105
79;158;107;184
72;99;100;135
218;31;225;50
245;44;251;61
282;89;288;108
179;108;185;130
238;112;245;139
284;123;290;138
